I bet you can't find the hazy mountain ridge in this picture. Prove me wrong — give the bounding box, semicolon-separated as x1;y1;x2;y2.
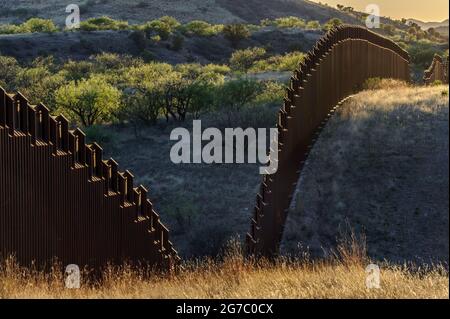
407;18;449;30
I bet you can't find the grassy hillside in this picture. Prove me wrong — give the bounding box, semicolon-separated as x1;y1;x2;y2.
0;0;357;25
283;82;449;265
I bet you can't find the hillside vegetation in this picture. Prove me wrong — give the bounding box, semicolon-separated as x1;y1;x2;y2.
0;0;356;25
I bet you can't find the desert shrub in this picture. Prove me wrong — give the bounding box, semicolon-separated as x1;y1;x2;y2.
306;20;321;30
20;18;58;33
432;80;443;86
141;50;157;62
55;75;121;126
254;81;286;106
229;47;267;72
0;18;58;34
151;35;162;43
322;18;343;31
181;20;223;37
80;16;128;31
84;124;115;145
0;24;21;34
129;30;148;51
142;16;180;40
274;16;306;29
201;64;231;76
171;34;185;51
382;24;396;36
250;51;306;72
260;19;274;27
223;24;251;48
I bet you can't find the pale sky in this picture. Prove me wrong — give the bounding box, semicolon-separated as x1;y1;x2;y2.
311;0;449;22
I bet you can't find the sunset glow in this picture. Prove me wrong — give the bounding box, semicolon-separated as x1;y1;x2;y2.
311;0;449;22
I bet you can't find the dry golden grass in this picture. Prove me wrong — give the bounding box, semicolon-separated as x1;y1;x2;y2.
1;237;448;299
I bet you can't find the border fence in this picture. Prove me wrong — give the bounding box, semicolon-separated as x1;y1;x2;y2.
0;89;179;270
4;24;445;266
423;54;449;85
246;25;411;256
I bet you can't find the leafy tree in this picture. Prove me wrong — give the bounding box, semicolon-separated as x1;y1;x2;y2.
60;60;94;81
214;78;263;125
16;65;66;107
407;41;442;68
0;55;21;90
223;24;251;48
55;76;121;126
217;78;263;111
122;84;165;128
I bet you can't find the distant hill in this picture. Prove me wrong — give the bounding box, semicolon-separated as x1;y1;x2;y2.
435;25;449;38
0;0;360;25
407;18;449;30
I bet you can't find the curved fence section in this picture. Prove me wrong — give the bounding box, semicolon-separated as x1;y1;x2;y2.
0;88;179;270
423;54;449;85
246;25;410;256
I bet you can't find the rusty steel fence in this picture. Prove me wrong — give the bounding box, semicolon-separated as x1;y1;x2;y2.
0;89;179;270
246;25;411;257
423;54;449;85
